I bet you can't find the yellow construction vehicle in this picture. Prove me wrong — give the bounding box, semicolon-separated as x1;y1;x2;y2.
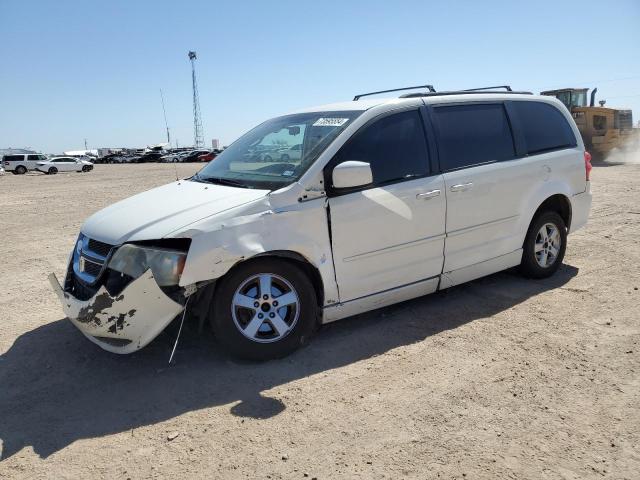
541;87;636;161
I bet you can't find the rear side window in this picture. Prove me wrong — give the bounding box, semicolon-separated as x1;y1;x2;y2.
512;101;577;155
4;155;24;162
433;104;515;171
333;110;429;185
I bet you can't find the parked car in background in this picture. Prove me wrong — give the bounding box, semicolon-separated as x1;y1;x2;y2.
198;150;221;162
159;153;177;163
2;153;48;174
36;156;93;174
161;151;191;162
136;152;164;163
279;144;302;162
100;153;125;163
181;150;210;162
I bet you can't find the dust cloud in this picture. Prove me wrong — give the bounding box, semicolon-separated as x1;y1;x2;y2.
604;133;640;164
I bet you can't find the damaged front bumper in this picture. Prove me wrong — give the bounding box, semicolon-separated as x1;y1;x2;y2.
49;270;185;354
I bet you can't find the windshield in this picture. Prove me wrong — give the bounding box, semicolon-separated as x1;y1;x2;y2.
193;111;362;190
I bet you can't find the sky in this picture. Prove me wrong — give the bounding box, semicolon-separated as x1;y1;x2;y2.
1;0;639;153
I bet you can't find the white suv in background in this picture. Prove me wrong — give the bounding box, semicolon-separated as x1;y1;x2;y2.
50;86;592;360
2;153;48;174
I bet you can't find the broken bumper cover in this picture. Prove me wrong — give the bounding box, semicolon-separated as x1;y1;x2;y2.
49;270;184;354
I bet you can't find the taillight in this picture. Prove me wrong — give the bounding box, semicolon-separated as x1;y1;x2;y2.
584;151;592;181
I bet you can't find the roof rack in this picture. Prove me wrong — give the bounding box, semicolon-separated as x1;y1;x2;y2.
353;84;436;101
462;85;512;92
400;88;532;99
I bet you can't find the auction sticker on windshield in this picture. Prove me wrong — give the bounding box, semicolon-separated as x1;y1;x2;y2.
312;117;350;127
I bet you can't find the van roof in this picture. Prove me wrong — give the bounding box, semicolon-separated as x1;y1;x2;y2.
294;92;546;115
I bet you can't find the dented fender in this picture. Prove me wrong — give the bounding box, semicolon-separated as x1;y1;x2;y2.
49;270;184;354
174;193;340;306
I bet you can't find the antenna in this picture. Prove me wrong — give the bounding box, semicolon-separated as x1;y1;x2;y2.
188;51;205;148
160;89;170;144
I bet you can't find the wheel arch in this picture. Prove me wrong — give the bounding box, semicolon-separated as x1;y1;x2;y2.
531;194;572;232
243;250;325;308
193;250;326;334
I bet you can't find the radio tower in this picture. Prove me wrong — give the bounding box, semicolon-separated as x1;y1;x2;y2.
188;51;205;148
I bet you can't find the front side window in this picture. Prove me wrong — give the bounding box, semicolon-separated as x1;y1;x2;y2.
331;110;430;186
195;111;362;190
27;154;40;161
433;103;516;171
512;101;577;155
571;91;587;108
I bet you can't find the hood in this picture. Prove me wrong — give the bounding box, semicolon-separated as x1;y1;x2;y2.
81;180;269;245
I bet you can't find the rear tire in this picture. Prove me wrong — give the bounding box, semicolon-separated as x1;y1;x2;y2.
48;167;58;175
519;211;567;279
15;165;27;175
210;258;318;361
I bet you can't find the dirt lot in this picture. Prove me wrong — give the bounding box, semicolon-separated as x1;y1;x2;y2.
1;163;638;479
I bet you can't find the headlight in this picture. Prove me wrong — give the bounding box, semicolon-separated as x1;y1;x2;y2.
108;244;187;286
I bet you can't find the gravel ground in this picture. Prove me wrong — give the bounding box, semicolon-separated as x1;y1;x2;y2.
0;163;638;479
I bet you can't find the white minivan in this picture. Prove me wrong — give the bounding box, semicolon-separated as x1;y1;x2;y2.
50;86;592;360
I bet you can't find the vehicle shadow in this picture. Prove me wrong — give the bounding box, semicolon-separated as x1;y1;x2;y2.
0;265;578;460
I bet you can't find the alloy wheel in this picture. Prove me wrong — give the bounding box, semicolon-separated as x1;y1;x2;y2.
231;273;300;343
535;222;562;268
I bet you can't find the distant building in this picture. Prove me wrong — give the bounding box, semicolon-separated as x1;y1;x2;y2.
64;149;98;156
212;138;220;150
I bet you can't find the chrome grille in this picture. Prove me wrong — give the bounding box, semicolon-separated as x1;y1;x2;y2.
87;238;113;258
73;234;115;284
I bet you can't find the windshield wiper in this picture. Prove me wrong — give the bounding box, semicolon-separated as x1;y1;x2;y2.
193;175;251;189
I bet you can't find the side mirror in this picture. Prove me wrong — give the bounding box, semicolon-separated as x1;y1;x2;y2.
332;161;373;189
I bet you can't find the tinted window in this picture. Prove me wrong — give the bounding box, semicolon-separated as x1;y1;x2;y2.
512;101;577;155
3;155;24;161
433;103;515;171
333;110;429;185
27;155;40;160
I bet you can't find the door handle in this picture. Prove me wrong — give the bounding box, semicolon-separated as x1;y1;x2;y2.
416;189;441;200
450;182;473;192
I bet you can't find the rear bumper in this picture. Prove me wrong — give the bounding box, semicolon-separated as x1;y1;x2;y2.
570;183;592;234
49;270;184;354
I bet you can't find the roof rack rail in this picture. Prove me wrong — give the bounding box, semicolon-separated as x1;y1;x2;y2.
462;85;513;92
400;89;532;99
353;84;436;101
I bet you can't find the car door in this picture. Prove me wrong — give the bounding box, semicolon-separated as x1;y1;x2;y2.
27;154;43;170
53;158;69;171
326;108;446;302
429;101;543;275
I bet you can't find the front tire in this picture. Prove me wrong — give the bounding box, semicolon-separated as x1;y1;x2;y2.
519;211;567;278
211;258;318;361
